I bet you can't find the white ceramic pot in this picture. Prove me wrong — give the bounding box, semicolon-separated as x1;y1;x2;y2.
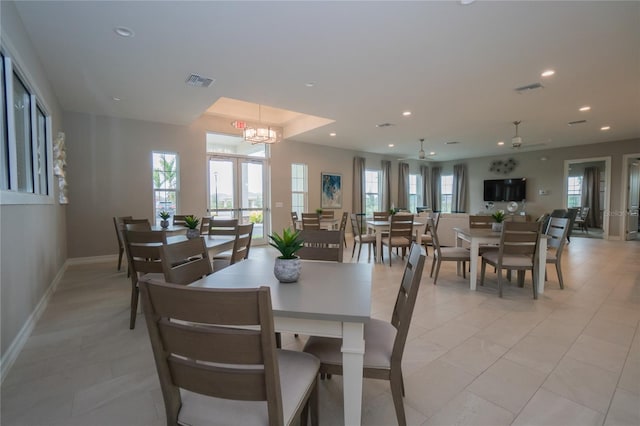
491;222;503;232
160;220;169;229
274;257;301;283
186;228;200;239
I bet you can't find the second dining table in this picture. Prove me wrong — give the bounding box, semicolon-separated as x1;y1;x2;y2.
140;256;373;426
453;226;548;295
366;218;427;263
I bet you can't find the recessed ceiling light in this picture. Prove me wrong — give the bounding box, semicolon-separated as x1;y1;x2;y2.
402;111;411;116
460;0;476;5
305;82;315;88
429;151;436;156
112;97;121;101
600;126;611;131
541;69;555;77
388;144;395;147
329;132;336;137
114;26;135;37
497;141;505;146
579;106;591;112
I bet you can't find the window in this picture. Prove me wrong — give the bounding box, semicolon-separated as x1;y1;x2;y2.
0;50;52;201
567;176;582;208
291;163;307;216
365;170;381;215
408;174;419;213
152;152;178;225
441;175;453;213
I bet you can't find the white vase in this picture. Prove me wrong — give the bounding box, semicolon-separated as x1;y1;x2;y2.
186;228;200;239
274;257;301;283
492;222;503;232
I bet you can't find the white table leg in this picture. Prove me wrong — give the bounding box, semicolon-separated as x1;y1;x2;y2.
342;321;365;426
537;237;547;294
469;240;479;291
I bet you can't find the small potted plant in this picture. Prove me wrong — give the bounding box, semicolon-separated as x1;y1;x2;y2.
268;227;304;283
159;211;170;229
315;208;323;215
184;215;200;239
491;210;506;232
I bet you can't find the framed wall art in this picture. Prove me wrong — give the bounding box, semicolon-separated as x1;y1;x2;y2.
321;172;342;209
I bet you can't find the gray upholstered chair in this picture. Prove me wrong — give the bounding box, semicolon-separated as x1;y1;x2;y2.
303;243;425;426
139;282;320;426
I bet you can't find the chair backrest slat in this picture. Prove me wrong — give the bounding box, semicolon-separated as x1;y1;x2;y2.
469;215;494;229
373;211;390;221
124;218;151;231
389;214;414;239
230;223;254;265
350;213;362;237
499;221;541;258
297;229;344;262
301;213;321;230
546;217;570;251
208;218;238;236
320;210;335;219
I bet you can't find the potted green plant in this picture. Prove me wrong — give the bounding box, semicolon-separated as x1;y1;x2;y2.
491;210;506;232
268;228;304;283
315;208;323;215
159;211;170;229
184;215;200;239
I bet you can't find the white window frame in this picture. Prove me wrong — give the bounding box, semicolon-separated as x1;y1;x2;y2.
408;173;420;213
291;163;307;217
152;151;179;225
365;169;381;216
567;176;582;208
0;50;54;205
440;174;453;213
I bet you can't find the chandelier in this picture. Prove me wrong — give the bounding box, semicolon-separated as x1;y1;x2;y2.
242;104;282;144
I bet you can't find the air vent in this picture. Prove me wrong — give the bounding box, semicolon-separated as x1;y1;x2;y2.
514;82;544;93
568;119;587;126
445;141;460;145
375;123;395;128
185;74;215;88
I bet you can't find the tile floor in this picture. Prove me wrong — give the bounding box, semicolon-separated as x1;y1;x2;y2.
1;237;639;426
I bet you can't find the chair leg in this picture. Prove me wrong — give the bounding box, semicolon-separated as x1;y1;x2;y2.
388;245;393;267
351;240;357;259
556;262;564;289
532;268;538;300
117;247;124;271
433;259;442;285
497;268;503;298
390;371;407;426
275;332;282;349
430;257;436;278
310;378;319;426
356;243;362;262
129;283;139;329
480;260;486;286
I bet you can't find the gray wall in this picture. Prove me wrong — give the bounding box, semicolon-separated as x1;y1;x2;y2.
1;2;66;360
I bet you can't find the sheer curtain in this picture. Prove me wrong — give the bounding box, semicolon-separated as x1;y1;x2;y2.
381;160;391;211
398;162;409;209
582;166;601;228
421;165;431;209
431;167;441;212
352;157;366;214
452;163;467;213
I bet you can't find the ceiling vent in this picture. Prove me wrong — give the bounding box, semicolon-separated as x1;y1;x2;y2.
514;82;544;93
568;119;587;126
185;74;215;88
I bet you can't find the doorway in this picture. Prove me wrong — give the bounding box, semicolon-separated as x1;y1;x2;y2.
622;153;640;241
563;157;611;239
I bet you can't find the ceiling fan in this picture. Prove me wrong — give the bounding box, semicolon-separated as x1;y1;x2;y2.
399;138;435;161
509;120;548;149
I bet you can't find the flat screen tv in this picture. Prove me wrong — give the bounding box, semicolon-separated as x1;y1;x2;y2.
483;178;527;202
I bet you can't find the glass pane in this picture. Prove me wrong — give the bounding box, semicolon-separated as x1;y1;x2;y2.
0;56;8;189
13;73;33;192
242;162;264;239
154;190;177;224
208;159;234;218
206;132;265;157
36;106;48;194
152;152;177;190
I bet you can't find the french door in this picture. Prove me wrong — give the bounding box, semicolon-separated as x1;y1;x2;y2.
207;156;268;244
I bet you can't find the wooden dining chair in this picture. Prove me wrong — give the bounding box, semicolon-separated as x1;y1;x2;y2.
172;214;191;226
320;210;335;220
417;212;439;256
339;211;349;248
428;218;470;285
469;215;494;229
480;221;542;299
213;223;254;271
123;229;167;329
301;213;321;230
297;229;344;262
373;211;390;221
113;216;132;271
139;282;320;426
575;206;590;233
350;213;376;262
199;217;210;234
545;217;570;289
381;214;414;266
208;218;238;236
303;243;425;426
160;237;212;285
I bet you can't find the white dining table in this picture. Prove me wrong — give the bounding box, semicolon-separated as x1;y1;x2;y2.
140;257;372;426
366;219;427;263
166;235;235;259
453;227;548;294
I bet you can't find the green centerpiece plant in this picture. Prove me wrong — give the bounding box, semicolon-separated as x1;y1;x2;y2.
491;210;505;232
269;228;304;283
184;215;200;239
159;210;170;228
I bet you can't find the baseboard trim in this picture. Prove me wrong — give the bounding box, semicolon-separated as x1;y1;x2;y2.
67;254;119;265
0;260;69;384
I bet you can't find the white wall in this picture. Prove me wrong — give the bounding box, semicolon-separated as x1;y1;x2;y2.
0;1;66;363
